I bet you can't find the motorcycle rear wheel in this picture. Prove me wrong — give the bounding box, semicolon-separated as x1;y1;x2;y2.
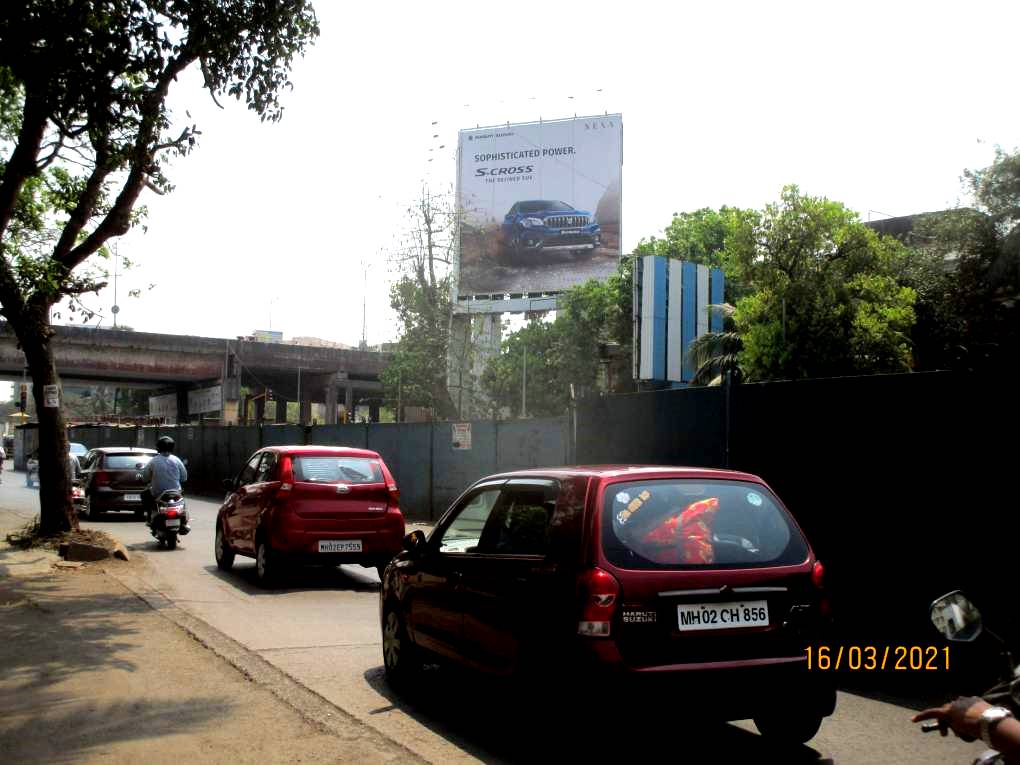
165;533;178;550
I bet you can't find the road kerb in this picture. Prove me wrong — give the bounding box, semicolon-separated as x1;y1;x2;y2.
103;564;427;763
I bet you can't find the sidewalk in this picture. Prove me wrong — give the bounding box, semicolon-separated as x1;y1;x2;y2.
0;508;417;764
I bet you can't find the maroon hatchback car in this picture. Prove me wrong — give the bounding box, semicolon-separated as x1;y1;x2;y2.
380;466;835;744
215;446;405;586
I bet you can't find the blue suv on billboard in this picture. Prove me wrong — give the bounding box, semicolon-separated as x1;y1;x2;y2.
500;200;601;262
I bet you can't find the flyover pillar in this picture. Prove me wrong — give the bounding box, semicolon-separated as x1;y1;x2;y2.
254;395;266;423
175;386;190;425
275;398;289;424
299;399;311;426
369;401;380;423
345;386;353;422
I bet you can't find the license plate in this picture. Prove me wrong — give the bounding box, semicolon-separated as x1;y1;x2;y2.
677;600;769;632
124;493;141;502
164;519;180;528
318;539;362;553
562;228;581;235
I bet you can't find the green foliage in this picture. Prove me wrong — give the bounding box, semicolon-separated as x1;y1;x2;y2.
633;207;753;302
727;186;916;381
906;149;1020;371
481;259;636;417
0;1;319;534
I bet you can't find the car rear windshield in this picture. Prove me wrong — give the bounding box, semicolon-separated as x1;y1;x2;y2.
292;456;382;484
104;454;153;469
602;479;808;570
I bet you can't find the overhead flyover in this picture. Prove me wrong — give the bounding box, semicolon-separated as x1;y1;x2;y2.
0;323;391;424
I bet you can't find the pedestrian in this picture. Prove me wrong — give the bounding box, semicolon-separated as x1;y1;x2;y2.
0;443;5;484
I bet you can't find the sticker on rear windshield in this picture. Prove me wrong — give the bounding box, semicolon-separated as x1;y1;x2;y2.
616;490;651;526
746;492;763;507
615;491;631;505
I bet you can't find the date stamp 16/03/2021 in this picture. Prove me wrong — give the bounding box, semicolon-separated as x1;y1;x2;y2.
806;645;951;671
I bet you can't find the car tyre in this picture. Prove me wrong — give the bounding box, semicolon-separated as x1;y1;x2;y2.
255;537;277;587
382;601;421;686
79;496;92;521
753;709;823;745
215;525;235;571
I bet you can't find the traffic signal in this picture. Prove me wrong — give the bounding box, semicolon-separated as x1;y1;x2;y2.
266;388;274;402
18;384;27;412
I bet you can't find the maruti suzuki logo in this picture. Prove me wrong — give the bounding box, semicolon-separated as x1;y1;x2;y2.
336;484;351;494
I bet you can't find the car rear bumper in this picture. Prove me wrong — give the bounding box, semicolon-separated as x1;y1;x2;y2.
272;524;404;559
91;488;147;511
567;644;835;717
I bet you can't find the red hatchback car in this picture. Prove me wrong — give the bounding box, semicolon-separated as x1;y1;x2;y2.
381;466;835;744
215;446;405;586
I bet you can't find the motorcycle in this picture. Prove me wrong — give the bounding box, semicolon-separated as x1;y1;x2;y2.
921;591;1020;764
71;479;86;514
147;489;190;550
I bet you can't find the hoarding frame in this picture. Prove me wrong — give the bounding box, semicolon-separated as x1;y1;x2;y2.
452;113;623;314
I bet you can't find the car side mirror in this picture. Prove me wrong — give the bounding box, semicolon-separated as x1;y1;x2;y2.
930;590;982;642
402;530;426;555
222;478;235;491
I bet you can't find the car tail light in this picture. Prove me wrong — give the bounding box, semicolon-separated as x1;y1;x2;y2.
577;567;620;638
811;560;825;590
812;560;832;617
278;456;293;492
93;471;111;487
387;483;400;506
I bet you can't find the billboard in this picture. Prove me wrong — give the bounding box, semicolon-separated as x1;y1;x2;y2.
456;114;622;297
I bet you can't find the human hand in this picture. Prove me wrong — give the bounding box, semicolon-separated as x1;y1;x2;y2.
912;696;989;742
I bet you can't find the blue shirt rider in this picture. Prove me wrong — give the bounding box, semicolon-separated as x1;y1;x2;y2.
141;436;187;521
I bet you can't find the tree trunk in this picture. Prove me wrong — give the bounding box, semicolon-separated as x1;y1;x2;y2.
22;321;76;535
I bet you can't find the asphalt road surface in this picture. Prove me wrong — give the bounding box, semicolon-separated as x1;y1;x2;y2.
1;473;987;764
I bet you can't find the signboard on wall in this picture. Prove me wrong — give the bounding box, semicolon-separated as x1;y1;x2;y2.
456;114;622;297
188;385;222;415
253;330;283;344
452;422;472;450
149;392;177;418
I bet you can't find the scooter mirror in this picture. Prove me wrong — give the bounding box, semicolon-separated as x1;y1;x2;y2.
930;590;983;642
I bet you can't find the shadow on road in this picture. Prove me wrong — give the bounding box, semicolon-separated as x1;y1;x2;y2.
201;563;379;596
362;664;830;764
0;575;236;762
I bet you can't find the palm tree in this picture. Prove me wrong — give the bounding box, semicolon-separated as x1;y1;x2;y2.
686;304;743;386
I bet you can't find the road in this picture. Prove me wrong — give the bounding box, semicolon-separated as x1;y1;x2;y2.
0;473;986;764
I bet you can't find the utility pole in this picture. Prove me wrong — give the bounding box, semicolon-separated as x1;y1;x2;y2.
396;370;402;423
360;261;368;351
112;242;120;328
521;342;527;419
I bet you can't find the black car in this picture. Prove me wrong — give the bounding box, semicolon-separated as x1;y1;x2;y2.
79;447;157;519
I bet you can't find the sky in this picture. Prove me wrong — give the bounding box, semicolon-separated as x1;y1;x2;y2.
52;0;1020;350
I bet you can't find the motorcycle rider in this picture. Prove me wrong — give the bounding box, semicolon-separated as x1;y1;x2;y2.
141;436;188;527
913;697;1020;763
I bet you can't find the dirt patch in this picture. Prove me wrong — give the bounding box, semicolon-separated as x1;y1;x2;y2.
6;515;122;557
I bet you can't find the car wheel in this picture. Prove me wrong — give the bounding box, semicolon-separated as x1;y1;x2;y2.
215;525;235;571
753;710;823;745
382;601;421;686
255;538;276;587
79;496;91;520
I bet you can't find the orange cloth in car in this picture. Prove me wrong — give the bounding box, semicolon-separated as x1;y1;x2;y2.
641;497;720;564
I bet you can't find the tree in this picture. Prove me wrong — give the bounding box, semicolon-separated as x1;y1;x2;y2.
381;188;458;420
0;1;319;534
907;148;1020;372
727;186;917;381
632;207;753;302
481;258;636;417
686;304;743;385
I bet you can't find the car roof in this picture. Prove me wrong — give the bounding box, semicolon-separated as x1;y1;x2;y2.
476;465;766;484
258;445;382;459
93;446;157;454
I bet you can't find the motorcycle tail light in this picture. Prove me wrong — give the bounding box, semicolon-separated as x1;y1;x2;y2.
165;509;178;518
